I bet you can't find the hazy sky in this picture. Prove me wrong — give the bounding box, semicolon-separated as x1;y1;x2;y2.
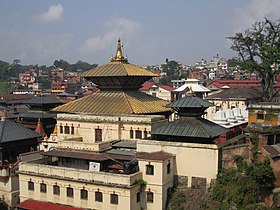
0;0;279;66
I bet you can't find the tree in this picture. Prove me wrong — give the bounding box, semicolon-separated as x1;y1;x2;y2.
228;18;280;101
53;59;70;70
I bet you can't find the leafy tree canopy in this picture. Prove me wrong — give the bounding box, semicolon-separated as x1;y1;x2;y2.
228;18;280;101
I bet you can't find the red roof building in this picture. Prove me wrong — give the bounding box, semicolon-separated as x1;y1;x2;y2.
17;199;83;210
140;82;174;101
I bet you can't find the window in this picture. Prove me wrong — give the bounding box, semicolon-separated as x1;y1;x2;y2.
143;130;148;139
146;165;154;175
130;129;134;139
28;181;34;191
60;125;63;134
135;130;142;139
95;128;102;142
40;183;47;193
81;189;88;200
110;193;118;204
53;185;60;195
64;125;70;134
71;125;75;135
257;113;264;120
67;187;74;198
167;162;171;174
137;191;141;203
95;191;103;202
147;192;154;203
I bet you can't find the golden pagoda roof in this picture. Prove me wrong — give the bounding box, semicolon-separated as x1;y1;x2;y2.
52;91;171;115
81;62;158;77
81;38;158;78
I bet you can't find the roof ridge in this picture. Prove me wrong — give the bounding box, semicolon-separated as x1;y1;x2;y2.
123;92;134;113
0;119;6;142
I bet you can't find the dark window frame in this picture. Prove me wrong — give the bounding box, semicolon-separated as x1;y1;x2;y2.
147;191;154;203
80;189;88;200
64;125;70;134
135;130;142;139
66;187;74;198
95;128;102;142
137;191;141;203
167;162;171;174
130;129;134;139
59;125;63;134
40;183;47;193
95;191;103;202
257;113;264;120
71;125;75;135
146;164;154;175
110;193;118;204
28;181;34;191
53;185;60;195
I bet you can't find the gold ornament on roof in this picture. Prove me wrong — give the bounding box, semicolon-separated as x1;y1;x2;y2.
110;38;128;63
188;86;194;95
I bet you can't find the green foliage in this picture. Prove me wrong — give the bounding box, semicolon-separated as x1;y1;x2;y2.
205;155;275;209
228;18;280;101
0;82;14;94
53;59;97;72
251;160;274;190
167;188;186;210
159;60;181;85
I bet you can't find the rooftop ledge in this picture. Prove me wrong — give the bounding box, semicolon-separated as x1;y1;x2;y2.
18;161;142;188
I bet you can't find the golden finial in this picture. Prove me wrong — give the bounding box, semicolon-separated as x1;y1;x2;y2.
110;38;128;63
188;86;194;95
52;124;57;135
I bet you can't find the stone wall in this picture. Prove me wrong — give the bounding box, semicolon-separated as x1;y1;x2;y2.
221;143;250;169
174;176;209;210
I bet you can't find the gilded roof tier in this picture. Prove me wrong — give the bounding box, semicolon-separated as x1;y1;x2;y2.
52;91;170;115
81;62;158;78
81;38;158;78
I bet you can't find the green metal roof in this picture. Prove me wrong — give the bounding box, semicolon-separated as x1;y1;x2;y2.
167;95;213;108
151;117;229;139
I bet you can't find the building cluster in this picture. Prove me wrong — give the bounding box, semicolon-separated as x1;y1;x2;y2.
0;39;279;210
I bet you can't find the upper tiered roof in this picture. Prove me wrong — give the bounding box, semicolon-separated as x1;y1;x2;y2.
53;39;171;115
80;38;158;91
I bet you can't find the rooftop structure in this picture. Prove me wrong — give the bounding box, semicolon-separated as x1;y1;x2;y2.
53;39;171;116
173;77;210;99
151;94;229;143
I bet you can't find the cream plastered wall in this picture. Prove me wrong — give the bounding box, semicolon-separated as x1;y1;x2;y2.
57;114;165;144
137;140;219;186
138;157;174;210
19;172;142;210
0;174;19;209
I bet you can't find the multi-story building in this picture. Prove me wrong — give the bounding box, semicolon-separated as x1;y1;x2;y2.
140;82;174;101
17;39;230;210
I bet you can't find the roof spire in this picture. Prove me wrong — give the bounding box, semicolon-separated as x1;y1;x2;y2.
35;118;46;136
110;38;128;63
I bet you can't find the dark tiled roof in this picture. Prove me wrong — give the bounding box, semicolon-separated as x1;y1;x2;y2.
206;86;262;100
167;95;213;108
263;145;280;158
17;199;83;210
0;119;41;143
23;95;62;105
112;140;136;149
52;91;170;114
18;111;56;119
151;117;229;139
43;150;110;161
137;151;174;161
0;94;34;104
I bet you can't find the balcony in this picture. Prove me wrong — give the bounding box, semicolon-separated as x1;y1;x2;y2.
19;160;142;188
